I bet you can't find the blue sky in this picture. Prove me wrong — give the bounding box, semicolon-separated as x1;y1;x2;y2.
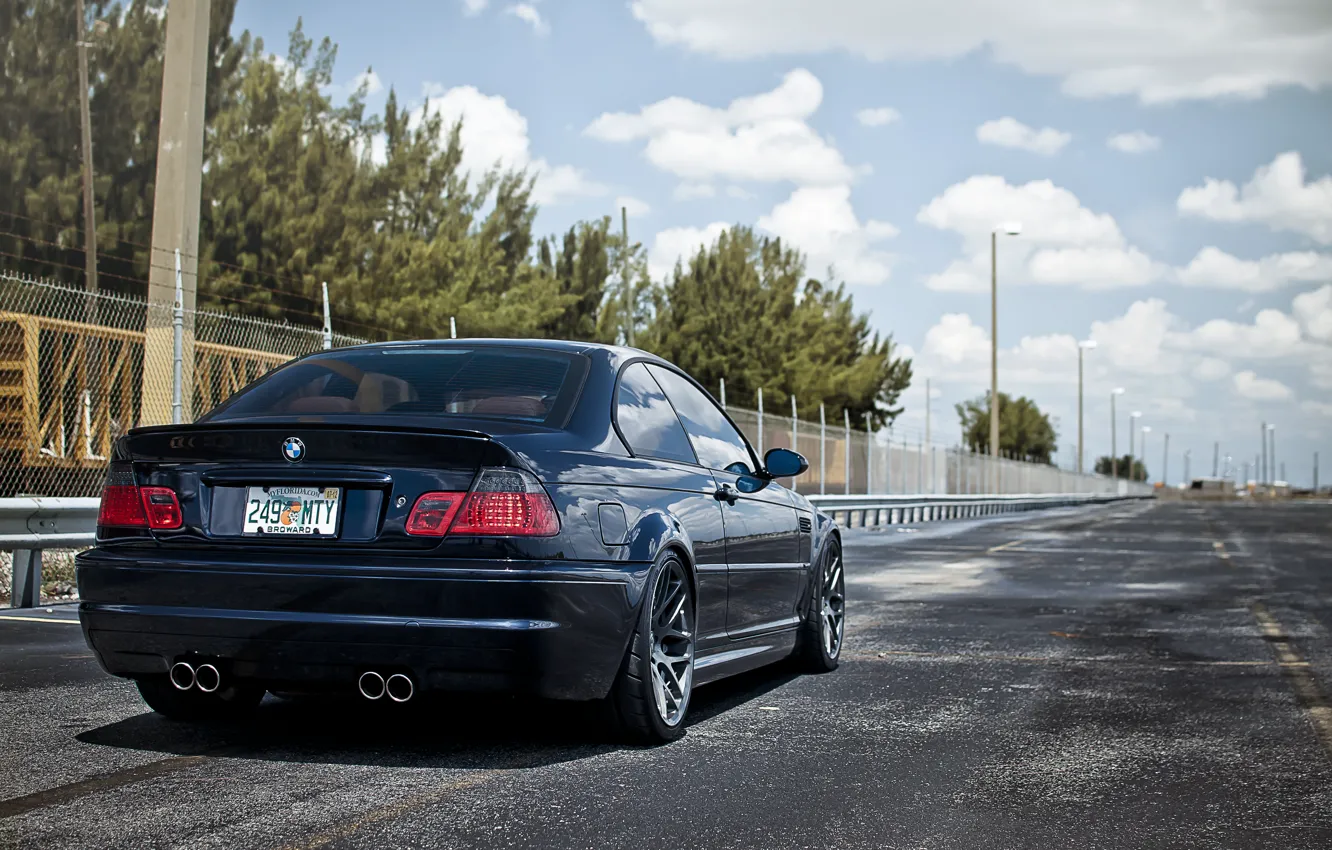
232;1;1332;485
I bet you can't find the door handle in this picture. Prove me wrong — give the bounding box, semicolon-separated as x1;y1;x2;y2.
713;484;739;505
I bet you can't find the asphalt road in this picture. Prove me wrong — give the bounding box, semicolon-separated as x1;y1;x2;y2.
1;500;1330;849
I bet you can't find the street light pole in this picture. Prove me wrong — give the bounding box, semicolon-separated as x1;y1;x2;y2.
989;223;1021;482
1077;341;1096;474
1163;432;1169;487
1141;426;1151;485
1268;425;1277;484
1110;388;1124;480
1129;411;1142;481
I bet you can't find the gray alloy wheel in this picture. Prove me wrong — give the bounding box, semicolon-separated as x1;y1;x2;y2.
607;553;695;744
819;550;845;660
796;540;844;672
648;558;695;727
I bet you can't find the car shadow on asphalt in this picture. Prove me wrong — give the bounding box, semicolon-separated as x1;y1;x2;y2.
75;664;803;768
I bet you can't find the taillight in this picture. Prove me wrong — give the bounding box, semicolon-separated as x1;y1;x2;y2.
97;484;182;530
405;469;559;538
98;485;148;528
140;486;183;530
405;492;466;537
450;469;559;537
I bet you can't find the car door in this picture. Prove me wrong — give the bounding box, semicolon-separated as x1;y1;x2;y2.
613;363;730;652
646;365;804;639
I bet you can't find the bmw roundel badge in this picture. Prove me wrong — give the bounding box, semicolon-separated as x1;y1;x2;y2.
282;437;305;463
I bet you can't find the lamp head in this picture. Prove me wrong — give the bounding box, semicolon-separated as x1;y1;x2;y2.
1079;340;1098;350
1142;426;1151;434
1112;387;1125;396
1130;410;1142;418
998;222;1022;237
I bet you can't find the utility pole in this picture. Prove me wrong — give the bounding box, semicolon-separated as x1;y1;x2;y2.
1314;452;1319;492
1213;442;1219;478
143;0;210;425
622;206;633;348
76;0;98;294
1184;449;1191;485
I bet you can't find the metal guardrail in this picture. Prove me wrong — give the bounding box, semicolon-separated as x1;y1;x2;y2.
1;492;1151;609
806;492;1152;529
0;496;98;607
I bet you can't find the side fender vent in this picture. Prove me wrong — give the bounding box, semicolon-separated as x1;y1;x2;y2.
798;516;812;533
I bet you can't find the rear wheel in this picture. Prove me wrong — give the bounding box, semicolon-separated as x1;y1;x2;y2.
796;541;844;672
607;554;695;744
136;677;265;722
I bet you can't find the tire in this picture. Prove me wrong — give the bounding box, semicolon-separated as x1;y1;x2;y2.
136;676;265;722
796;539;844;672
606;553;695;745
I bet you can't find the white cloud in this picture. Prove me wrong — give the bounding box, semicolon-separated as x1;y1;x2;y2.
856;106;901;127
1107;131;1161;154
1193;357;1231;381
649;222;729;281
976;117;1071;156
616;195;651;218
1175;247;1332;292
629;0;1332;103
584;68;859;186
505;3;548;35
757;185;898;285
1177;152;1332;244
673;182;716;200
1294;284;1332;343
725;185;754;199
918;175;1162;291
1233;370;1293;401
348;69;383;96
416;84;607;205
461;0;489;15
1174;310;1306;360
1302;400;1332;418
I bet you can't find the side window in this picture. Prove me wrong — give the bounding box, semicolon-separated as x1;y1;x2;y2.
615;363;696;464
647;365;754;474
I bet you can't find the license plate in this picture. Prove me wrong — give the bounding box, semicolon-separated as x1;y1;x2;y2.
243;486;340;536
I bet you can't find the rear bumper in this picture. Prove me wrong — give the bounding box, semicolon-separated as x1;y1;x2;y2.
76;549;650;701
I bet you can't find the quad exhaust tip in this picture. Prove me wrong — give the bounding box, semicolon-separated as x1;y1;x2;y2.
358;671;414;702
385;673;414;703
169;661;195;691
358;671;386;700
195;663;221;693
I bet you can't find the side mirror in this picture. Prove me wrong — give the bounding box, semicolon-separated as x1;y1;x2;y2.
763;447;808;479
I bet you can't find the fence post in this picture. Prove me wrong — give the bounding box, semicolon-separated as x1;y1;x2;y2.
843;408;851;495
917;436;923;494
819;403;826;496
756;387;764;457
791;397;798;495
321;282;332;350
865;412;872;495
172;249;184;425
450;317;457;339
719;378;726;409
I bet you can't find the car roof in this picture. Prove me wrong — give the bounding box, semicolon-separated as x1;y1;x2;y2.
339;338;671;367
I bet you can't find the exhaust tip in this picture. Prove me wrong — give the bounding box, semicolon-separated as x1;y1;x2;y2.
358;671;386;700
385;673;414;703
195;663;221;693
169;661;196;691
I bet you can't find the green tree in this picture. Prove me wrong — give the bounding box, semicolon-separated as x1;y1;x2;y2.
647;226;911;428
956;391;1057;462
1094;455;1147;481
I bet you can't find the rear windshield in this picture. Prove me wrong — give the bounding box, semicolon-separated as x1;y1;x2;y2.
201;347;586;426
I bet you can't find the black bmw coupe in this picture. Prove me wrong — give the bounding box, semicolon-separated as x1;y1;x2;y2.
76;340;845;742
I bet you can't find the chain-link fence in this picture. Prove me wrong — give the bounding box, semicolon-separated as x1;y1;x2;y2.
1;268;1146;500
728;405;1150;498
0;270;365;497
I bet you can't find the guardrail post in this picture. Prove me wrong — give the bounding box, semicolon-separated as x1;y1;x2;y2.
10;549;42;608
321;282;333;350
843;409;851;495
